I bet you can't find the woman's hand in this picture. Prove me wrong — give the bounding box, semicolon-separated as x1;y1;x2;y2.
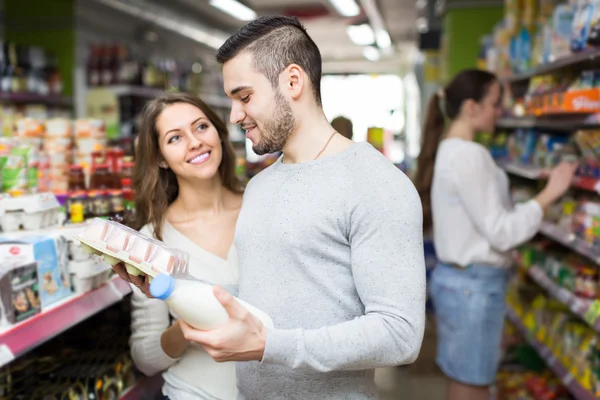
535;161;578;210
113;262;152;298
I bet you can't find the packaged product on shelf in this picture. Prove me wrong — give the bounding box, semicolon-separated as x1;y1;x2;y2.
0;234;72;310
0;192;60;232
0;261;40;326
571;0;596;52
76;217;189;278
1;155;27;194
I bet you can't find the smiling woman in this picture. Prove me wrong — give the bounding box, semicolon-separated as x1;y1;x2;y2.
119;91;245;400
132;92;243;241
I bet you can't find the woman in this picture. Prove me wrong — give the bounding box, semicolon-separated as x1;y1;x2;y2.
115;92;243;399
414;69;577;400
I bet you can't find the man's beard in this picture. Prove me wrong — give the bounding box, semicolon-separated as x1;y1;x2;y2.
252;90;295;155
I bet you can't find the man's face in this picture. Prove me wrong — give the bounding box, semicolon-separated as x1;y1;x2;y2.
223;52;295;155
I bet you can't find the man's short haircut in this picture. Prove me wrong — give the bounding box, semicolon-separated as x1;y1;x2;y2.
216;15;323;105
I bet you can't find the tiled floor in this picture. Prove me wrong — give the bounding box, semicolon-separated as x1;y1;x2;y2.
376;315;447;400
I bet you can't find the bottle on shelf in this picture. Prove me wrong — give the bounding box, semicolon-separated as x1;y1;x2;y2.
68;165;87;193
87;44;100;87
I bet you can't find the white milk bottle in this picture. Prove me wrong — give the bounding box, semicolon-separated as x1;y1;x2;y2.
149;274;274;330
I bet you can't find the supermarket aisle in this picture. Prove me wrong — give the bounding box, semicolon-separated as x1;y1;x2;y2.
376;315;446;400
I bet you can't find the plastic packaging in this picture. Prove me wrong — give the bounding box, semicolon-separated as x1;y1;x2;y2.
0;192;60;232
150;274;274;330
76;218;189;278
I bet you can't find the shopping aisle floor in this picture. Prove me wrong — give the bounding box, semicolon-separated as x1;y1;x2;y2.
376;314;447;399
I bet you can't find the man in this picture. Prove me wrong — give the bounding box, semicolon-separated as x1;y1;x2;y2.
122;15;425;400
183;15;425;398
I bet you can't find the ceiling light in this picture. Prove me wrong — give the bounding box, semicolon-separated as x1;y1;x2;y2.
329;0;360;17
209;0;257;21
346;24;375;46
376;30;391;49
363;46;380;61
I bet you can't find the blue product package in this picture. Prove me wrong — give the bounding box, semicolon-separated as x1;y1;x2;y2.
521;129;539;164
0;235;72;310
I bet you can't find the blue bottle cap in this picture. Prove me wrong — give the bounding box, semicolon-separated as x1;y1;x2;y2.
150;274;175;300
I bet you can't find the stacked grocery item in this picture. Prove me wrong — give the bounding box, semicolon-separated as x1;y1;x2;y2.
497;321;574;399
522;70;600;115
516;240;600;299
0;41;63;97
507;277;600;394
0;302;143;399
85;42;205;94
1;117;110;195
482;0;600;77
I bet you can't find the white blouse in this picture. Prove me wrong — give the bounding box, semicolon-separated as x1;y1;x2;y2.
431;138;543;268
129;221;239;400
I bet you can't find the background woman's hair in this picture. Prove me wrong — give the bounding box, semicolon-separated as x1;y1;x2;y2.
331;116;353;140
413;69;497;232
131;92;243;240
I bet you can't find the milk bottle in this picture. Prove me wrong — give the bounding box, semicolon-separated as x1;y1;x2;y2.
149;274;274;330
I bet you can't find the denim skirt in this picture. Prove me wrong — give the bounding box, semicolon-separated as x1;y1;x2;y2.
429;263;510;386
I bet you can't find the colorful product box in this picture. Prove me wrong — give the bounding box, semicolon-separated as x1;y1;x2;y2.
0;235;72;310
0;262;40;325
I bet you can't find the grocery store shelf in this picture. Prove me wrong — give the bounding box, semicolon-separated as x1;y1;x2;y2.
496;113;600;130
496;116;537;128
120;374;164;400
0;276;131;368
503;48;600;82
506;306;596;400
501;163;546;179
539;221;600;264
500;163;599;193
0;92;73;107
525;265;597;331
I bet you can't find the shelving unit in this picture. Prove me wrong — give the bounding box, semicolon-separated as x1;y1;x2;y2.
0;276;131;369
524;265;597;330
496;113;600;130
500;163;600;194
502;48;600;83
538;221;600;265
0;92;73;107
506;306;596;400
501;162;546;179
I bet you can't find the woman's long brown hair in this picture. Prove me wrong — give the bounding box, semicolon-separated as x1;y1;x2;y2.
131;92;243;240
414;69;497;232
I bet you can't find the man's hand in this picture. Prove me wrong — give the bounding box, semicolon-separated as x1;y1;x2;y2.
179;285;267;362
113;262;152;298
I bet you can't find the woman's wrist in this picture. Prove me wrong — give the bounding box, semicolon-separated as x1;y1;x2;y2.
161;320;190;358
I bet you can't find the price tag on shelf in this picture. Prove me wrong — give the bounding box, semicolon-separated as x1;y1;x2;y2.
0;344;15;367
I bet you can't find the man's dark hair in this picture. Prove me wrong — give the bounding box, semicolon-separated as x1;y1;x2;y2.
216;16;322;105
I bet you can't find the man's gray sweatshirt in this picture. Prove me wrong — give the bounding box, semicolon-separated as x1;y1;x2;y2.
234;142;426;399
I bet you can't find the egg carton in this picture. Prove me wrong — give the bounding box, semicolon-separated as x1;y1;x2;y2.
0;193;60;232
75;218;189;279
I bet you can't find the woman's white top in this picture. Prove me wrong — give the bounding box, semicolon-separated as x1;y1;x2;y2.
431;138;543;268
129;221;239;400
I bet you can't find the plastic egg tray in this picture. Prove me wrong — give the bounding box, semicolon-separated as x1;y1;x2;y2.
75;218;189;278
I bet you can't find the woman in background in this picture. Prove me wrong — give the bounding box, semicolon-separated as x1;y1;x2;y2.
114;92;243;400
414;69;577;400
331;115;353;140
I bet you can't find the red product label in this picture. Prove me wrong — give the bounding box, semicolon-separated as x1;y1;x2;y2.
9;246;20;255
